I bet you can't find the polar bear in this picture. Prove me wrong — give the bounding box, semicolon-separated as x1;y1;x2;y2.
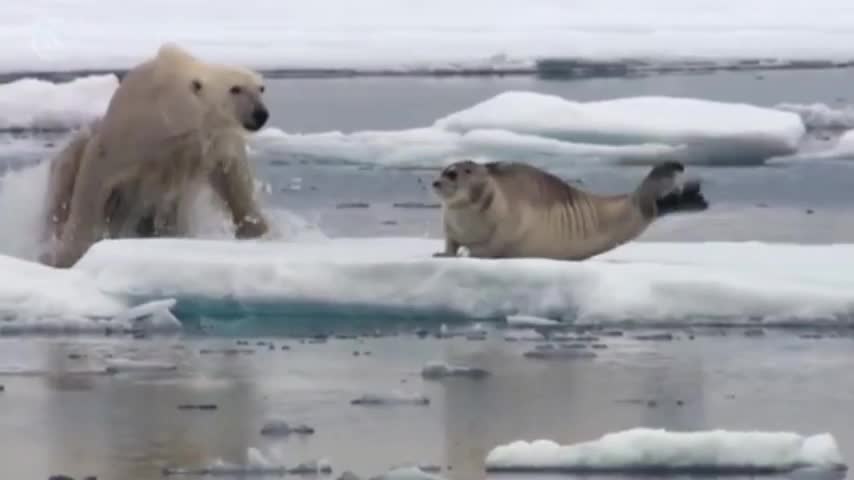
41;43;271;268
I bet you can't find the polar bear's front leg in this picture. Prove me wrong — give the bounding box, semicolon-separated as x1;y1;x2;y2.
207;138;269;239
50;172;112;268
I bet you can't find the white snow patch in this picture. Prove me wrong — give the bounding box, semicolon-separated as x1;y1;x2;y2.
72;237;854;326
5;1;854;73
485;428;846;473
0;75;116;131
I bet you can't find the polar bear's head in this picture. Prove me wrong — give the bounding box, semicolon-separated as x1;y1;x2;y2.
155;44;270;133
193;66;269;132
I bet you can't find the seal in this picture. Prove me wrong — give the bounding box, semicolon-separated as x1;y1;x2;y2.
431;159;707;260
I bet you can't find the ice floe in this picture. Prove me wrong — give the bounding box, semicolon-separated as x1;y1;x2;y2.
72;237;854;327
485;428;846;474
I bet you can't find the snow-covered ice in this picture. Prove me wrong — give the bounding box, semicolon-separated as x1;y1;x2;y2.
435;92;805;164
0;248;185;334
71;237;854;326
371;466;448;480
5;1;854;73
485;428;846;473
0;74;115;131
164;447;287;476
9;233;854;333
256;92;806;167
163;446;330;476
255;127;681;168
0;252;123;333
0;73;810;166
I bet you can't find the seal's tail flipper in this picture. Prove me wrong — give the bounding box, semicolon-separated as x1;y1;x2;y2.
635;161;708;217
655;178;708;216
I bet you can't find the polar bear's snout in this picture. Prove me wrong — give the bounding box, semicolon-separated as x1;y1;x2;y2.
249;105;269;131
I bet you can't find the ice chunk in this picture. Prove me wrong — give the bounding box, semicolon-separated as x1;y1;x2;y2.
485;428;846;473
421;361;489;380
503;329;547;342
775;103;854;131
523;349;597;360
111;299;182;333
370;466;448;480
255;127;678;168
436;92;804;165
289;459;333;475
0;364;109;377
104;359;178;374
260;419;315;436
351;392;430;406
773;129;854;163
505;315;561;328
0;75;117;131
73;238;854;327
164;447;290;477
0;253;131;334
255;92;804;167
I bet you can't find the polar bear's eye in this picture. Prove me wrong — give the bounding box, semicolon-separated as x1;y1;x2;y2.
230;86;242;95
259;85;266;93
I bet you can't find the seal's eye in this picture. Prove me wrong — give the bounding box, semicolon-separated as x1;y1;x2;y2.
259;85;266;93
464;168;472;175
444;170;457;180
230;86;242;95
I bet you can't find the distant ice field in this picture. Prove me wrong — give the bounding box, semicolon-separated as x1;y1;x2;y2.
6;0;854;74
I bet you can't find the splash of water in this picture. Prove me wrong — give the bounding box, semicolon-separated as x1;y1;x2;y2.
0;157;326;263
0;160;51;261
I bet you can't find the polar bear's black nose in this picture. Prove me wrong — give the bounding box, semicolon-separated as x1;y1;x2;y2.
253;107;269;127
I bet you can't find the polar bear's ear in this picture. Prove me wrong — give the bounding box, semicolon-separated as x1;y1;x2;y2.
191;79;202;94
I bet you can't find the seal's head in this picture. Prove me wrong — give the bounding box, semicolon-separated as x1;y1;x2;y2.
432;160;490;206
